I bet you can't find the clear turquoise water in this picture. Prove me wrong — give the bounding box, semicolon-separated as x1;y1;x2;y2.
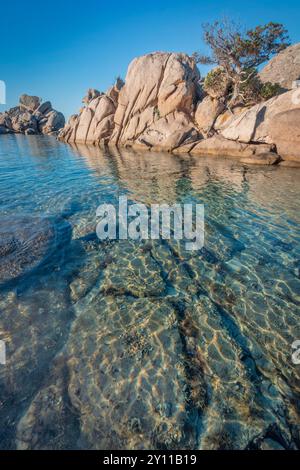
0;134;299;449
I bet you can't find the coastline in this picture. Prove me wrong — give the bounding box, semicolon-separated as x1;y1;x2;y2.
57;47;300;167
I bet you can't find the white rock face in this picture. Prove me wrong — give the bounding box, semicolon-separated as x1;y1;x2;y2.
59;52;201;150
220;90;300;144
269;108;300;160
259;43;300;90
59;81;122;144
195;96;225;135
218;90;300;161
190;134;273;158
133;111;199;151
109;52;201;149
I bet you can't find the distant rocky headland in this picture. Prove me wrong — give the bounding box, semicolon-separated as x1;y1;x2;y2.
59;43;300;167
0;94;65;136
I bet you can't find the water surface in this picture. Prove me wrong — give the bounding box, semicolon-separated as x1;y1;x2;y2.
0;135;299;449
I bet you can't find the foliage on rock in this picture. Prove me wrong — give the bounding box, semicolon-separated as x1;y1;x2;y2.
260;81;282;100
203;68;231;99
203;66;282;106
194;19;290;106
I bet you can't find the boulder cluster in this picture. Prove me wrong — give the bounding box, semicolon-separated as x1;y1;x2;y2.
59;43;300;166
0;94;65;136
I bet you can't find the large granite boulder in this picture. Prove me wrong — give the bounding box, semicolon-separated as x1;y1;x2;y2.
0;95;65;136
220;90;300;161
11;109;38;134
38;110;65;135
195;96;225;135
58;81;122;144
110;52;201;150
190;134;273;158
58;52;201;150
35;101;52;115
259;43;300;90
0;112;12;130
132;111;200;152
19;94;41;111
269;109;300;160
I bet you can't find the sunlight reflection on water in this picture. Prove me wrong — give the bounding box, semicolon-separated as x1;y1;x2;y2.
0;135;299;450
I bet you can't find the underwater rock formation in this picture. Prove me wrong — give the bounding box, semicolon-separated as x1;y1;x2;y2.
0;216;56;284
11;234;300;450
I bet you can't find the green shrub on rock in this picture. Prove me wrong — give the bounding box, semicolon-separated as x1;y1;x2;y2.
260;82;282;100
203;68;231;99
203;66;282;106
194;19;290;106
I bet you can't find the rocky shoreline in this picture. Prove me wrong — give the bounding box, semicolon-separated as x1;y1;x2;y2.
1;44;299;166
58;43;300;167
0;94;65;136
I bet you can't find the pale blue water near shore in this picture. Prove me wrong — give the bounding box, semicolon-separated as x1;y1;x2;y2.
0;134;299;449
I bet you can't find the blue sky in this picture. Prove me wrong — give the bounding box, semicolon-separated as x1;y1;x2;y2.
1;0;300;118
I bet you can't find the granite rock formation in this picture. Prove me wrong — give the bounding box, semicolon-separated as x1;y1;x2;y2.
59;52;201;151
110;52;201;150
259;43;300;90
0;94;65;136
58;80;124;144
58;44;300;165
219;90;300;162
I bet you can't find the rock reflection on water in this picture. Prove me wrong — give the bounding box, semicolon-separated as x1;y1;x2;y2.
0;135;299;450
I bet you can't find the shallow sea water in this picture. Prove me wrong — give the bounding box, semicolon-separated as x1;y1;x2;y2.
0;134;299;449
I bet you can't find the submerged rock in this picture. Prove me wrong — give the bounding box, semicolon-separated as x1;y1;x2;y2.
99;240;166;297
0;278;73;449
0;216;56;284
65;296;190;449
16;358;80;450
240;152;281;165
0;215;72;285
15;294;196;449
181;297;291;450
